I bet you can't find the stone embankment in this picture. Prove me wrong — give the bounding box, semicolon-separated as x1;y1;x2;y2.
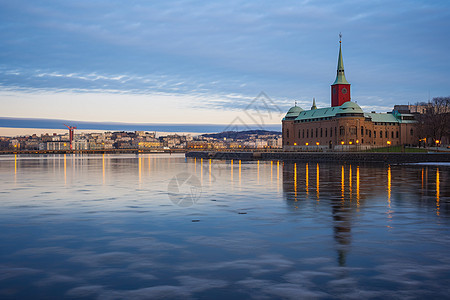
185;151;450;164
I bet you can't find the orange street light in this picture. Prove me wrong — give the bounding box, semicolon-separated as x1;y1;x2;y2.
294;142;297;146
349;141;353;145
387;141;391;145
305;142;309;146
356;140;359;144
341;141;344;145
316;142;320;146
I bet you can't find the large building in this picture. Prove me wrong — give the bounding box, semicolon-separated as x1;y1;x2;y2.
282;39;418;151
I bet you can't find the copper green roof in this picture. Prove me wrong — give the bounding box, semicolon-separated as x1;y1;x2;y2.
332;43;350;85
283;105;304;119
293;101;363;121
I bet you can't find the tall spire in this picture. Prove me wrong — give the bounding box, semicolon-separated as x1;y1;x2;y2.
311;97;317;110
333;33;349;85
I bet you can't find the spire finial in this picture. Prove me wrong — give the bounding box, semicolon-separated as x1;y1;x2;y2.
294;100;297;107
339;32;342;43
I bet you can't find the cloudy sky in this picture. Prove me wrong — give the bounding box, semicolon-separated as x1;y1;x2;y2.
1;0;449;126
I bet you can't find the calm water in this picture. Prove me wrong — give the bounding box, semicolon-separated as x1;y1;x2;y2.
0;154;449;299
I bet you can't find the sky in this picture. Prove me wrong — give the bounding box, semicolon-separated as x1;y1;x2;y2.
1;0;449;129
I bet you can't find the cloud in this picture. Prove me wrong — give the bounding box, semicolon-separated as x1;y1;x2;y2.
1;0;449;122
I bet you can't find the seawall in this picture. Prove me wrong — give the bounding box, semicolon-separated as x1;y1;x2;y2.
185;151;450;164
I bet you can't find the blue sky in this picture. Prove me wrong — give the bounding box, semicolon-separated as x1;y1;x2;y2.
1;0;449;126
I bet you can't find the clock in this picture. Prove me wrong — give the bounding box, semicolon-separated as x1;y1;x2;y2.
342;87;348;94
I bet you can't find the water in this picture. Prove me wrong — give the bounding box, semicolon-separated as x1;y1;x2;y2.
0;154;449;299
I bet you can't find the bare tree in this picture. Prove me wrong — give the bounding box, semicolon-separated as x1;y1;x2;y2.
415;97;450;146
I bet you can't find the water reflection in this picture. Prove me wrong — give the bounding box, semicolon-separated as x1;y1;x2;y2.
437;168;440;216
1;155;450;298
283;162;450;266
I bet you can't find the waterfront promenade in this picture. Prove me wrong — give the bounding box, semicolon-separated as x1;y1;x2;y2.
186;150;450;163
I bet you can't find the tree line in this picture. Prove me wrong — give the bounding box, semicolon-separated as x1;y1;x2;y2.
415;97;450;146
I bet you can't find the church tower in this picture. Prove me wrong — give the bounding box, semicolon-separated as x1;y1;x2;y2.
331;34;351;107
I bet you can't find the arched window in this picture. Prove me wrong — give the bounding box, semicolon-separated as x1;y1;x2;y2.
340;126;345;136
286;129;289;138
361;126;364;136
349;126;357;135
410;129;414;136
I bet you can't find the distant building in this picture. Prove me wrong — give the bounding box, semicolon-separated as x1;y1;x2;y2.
282;39;418;151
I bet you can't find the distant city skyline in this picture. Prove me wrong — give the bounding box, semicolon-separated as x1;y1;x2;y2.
1;0;450;125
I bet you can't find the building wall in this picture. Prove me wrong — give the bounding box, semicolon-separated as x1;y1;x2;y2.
283;117;419;150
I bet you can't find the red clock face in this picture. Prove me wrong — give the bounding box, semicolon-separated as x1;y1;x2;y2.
342;88;348;94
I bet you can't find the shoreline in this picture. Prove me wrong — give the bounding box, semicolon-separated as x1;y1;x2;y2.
0;149;185;155
185;151;450;164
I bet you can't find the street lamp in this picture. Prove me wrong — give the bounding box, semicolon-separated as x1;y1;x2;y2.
387;141;391;152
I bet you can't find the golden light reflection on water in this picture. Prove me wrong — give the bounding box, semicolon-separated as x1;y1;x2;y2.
348;165;352;201
64;154;67;185
421;168;424;190
305;163;309;195
257;160;260;184
200;158;203;183
239;160;241;186
209;159;212;185
387;165;393;228
102;154;105;185
316;163;319;201
356;166;360;208
437;168;440;216
341;165;344;203
387;165;391;206
277;161;280;192
138;156;142;185
294;163;297;201
230;160;233;183
194;157;196;173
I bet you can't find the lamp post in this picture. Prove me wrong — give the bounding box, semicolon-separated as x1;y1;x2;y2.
387;141;391;152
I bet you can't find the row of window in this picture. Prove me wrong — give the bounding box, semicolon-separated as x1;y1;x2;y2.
286;127;413;139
